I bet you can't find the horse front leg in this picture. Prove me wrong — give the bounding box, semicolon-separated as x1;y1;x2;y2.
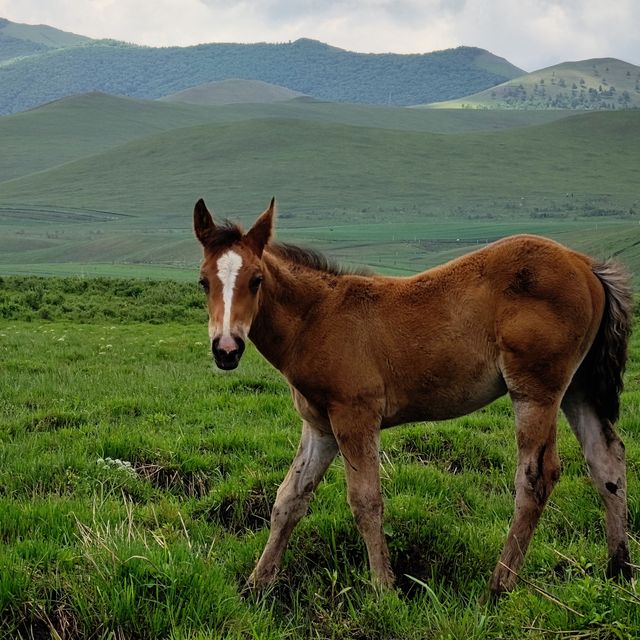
248;420;338;589
330;405;394;589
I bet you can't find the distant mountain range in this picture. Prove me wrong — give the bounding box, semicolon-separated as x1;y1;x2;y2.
0;18;523;114
1;18;638;116
0;16;89;61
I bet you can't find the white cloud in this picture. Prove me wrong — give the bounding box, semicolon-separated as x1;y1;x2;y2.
0;0;638;69
451;0;640;69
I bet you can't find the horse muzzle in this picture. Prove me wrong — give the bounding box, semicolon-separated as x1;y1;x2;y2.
212;335;245;370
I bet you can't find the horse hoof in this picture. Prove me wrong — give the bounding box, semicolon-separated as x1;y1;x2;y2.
245;568;277;593
479;584;506;606
607;543;632;581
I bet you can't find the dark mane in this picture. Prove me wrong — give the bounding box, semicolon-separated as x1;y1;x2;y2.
268;242;372;277
201;220;244;252
199;222;371;276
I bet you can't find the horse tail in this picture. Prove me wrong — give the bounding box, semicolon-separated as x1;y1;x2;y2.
580;261;633;424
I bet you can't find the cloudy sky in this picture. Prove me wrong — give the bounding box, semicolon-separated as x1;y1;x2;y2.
1;0;638;71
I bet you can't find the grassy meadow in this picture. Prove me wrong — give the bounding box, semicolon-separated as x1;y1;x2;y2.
1;277;639;639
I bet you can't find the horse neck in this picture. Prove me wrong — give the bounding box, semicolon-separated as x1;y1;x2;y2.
249;251;330;372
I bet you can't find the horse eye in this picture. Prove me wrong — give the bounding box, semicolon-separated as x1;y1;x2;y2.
249;275;263;292
199;277;209;292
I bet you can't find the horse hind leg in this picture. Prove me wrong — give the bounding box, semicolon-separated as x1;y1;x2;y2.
489;398;562;596
561;385;631;579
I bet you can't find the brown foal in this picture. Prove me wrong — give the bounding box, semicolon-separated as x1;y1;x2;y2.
194;198;633;596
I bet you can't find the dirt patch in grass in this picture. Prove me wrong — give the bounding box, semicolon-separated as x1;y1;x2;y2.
14;600;83;640
133;462;211;499
400;433;506;474
390;525;490;597
195;487;273;533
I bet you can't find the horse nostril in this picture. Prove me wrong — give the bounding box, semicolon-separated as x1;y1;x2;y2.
212;336;245;359
218;335;239;354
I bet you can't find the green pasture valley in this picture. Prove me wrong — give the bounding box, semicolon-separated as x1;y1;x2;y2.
0;278;639;638
0;93;639;280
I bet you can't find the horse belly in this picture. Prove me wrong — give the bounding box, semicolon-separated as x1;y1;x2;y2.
381;364;507;427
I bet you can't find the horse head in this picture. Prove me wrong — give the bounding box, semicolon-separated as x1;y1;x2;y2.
193;198;274;370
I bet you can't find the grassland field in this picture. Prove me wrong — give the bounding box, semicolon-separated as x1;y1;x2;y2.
2;218;640;281
0;277;639;639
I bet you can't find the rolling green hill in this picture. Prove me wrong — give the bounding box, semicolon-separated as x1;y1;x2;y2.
2;110;637;220
0;19;524;114
0;104;638;278
0;92;576;184
426;58;640;110
0;93;238;183
0;16;89;62
160;79;305;105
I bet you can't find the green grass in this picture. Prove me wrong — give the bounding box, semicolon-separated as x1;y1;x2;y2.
0;278;639;638
0;276;206;323
3;218;639;280
284;218;640;274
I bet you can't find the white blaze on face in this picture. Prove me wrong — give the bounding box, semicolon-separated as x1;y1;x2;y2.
215;250;243;338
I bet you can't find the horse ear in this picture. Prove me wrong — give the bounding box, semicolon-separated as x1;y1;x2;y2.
193;198;215;245
246;197;275;257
